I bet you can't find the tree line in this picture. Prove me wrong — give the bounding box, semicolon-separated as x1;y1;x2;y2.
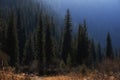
0;8;119;75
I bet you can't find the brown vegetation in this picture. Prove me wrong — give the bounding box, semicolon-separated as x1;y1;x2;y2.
0;59;120;80
0;70;31;80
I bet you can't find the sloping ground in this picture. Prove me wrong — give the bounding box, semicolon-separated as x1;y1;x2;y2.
0;70;120;80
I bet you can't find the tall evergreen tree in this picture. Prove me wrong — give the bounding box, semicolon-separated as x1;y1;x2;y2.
16;9;26;65
77;24;83;65
23;35;34;66
45;15;55;71
91;40;96;66
6;11;19;67
77;20;89;66
0;9;7;52
97;43;102;62
106;32;113;59
51;17;56;38
62;9;72;64
72;34;77;66
36;13;45;75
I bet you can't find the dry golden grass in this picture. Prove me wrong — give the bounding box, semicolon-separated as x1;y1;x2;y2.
0;70;120;80
0;70;31;80
43;59;120;80
42;72;120;80
0;59;120;80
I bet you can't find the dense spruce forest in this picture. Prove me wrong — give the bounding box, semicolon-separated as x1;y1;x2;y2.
0;0;120;76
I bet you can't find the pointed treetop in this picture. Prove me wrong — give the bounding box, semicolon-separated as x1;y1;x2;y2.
83;19;87;30
106;32;113;59
67;9;70;14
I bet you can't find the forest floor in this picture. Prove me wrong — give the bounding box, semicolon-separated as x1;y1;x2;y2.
0;70;120;80
0;59;120;80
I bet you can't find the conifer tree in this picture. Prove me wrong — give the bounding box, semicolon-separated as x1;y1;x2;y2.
77;20;89;66
36;13;45;75
97;43;102;62
72;34;77;66
77;24;83;65
51;17;56;38
91;40;96;66
62;9;72;64
0;9;7;52
23;35;34;66
6;11;19;67
16;9;26;65
106;32;113;59
66;54;72;67
45;15;55;71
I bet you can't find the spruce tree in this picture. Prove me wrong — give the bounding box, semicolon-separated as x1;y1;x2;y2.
72;34;77;66
62;9;72;64
91;40;96;67
16;9;26;65
23;35;34;66
0;9;7;52
106;32;113;59
66;54;72;67
77;24;83;65
36;13;45;75
51;17;56;38
45;15;55;72
77;20;89;66
97;43;102;62
6;11;19;67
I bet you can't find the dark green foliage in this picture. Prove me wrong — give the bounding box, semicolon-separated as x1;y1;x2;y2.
0;10;7;52
106;32;113;59
16;9;26;65
6;11;19;67
62;9;72;64
77;20;89;66
71;35;77;66
91;40;96;66
45;15;56;71
23;35;34;66
51;17;56;38
66;54;72;67
97;43;102;62
77;24;83;65
36;13;45;75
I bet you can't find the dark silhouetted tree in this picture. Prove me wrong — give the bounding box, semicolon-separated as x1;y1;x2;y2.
66;54;72;67
91;40;96;67
16;9;26;65
45;15;56;71
97;43;102;62
62;9;72;64
106;32;113;59
23;35;34;66
77;20;89;66
6;11;19;67
36;13;45;75
0;9;7;52
77;24;83;65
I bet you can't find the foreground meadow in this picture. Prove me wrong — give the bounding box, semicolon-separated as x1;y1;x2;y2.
0;70;120;80
0;59;120;80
